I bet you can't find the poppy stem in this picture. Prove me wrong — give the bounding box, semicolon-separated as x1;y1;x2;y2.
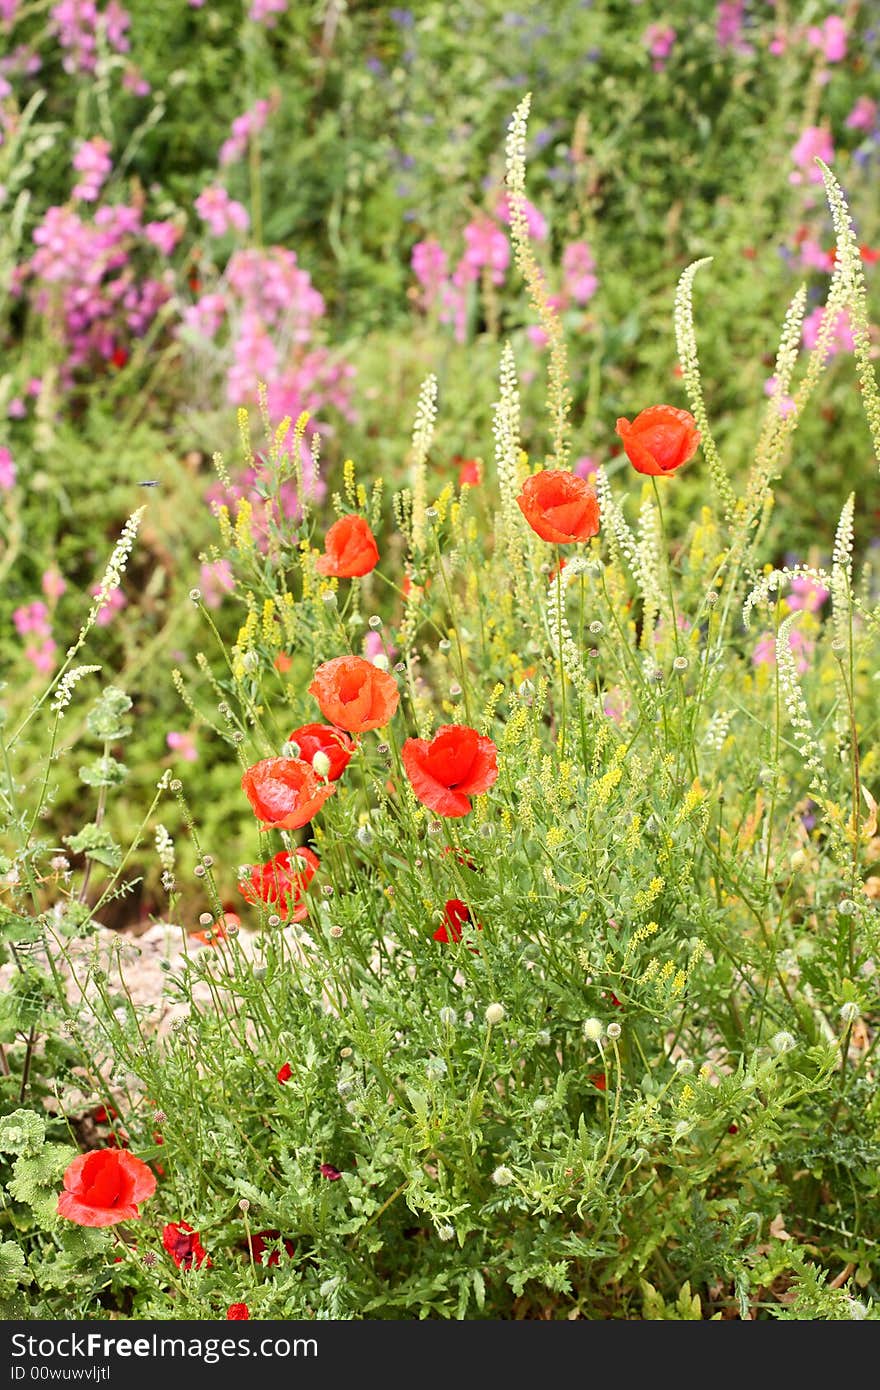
556;549;567;755
650;478;682;659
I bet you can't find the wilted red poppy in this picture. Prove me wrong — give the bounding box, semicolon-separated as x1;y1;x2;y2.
516;469;600;544
320;1163;342;1181
239;848;319;921
434;898;483;944
315;515;379;578
227;1304;250;1320
277;1062;292;1084
242;757;335;830
614;405;700;477
248;1230;295;1266
308;655;399;733
57;1149;156;1227
402;724;498;818
287;723;354;781
163;1221;211;1271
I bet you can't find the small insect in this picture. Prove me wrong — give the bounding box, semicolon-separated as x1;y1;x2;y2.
137;480;160;487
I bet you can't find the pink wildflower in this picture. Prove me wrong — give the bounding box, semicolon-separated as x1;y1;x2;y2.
846;97;878;133
802;305;854;356
455;217;509;287
194;185;250;237
806;15;847;64
411;239;449;312
790;127;834;185
248;0;286;24
562;241;598;305
144;222;182;257
72;137;112;203
199;558;235;609
41;569;67;601
166;731;198;763
787;576;829;613
0;446;15;490
644;23;676;70
496;193;548;241
90;583;127;626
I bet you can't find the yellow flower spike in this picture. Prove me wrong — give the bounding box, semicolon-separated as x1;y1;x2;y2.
236;407;253;468
234;496;254;551
215;503;233;547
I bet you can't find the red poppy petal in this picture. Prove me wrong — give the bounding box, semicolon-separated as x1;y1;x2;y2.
57;1193;139;1226
424;726;480;784
454;736;499;795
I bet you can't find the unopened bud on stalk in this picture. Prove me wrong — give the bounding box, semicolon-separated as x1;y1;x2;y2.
311;750;331;779
485;1003;505;1026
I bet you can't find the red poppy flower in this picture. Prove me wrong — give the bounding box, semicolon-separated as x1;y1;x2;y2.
456;457;482;488
248;1230;295;1266
320;1163;342;1181
241;757;335;830
315;516;379;578
239;848;320;922
111;346;128;369
227;1304;250;1320
274;651;293;674
402;724;498;818
516;469;600;544
190;911;240;947
614;405;700;477
163;1221;211;1271
57;1149;156;1227
589;1073;607;1092
308;655;399;733
287;723;354;781
433;898;483;944
277;1063;292;1084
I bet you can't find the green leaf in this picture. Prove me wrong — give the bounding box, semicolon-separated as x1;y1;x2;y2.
0;1109;46;1157
78;757;128;788
8;1143;77;1220
0;905;43;945
86;687;132;741
0;1242;30;1288
64;823;122;870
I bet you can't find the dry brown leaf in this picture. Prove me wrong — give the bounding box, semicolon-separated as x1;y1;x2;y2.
769;1213;792;1242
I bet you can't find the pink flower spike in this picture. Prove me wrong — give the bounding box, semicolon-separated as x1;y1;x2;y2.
41;569;66;601
0;446;16;490
166;731;198;763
